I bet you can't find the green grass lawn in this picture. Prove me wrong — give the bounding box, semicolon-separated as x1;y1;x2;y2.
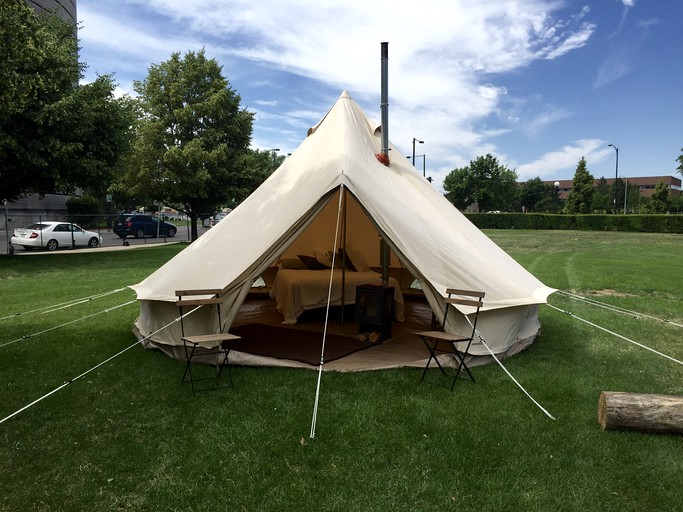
0;232;681;512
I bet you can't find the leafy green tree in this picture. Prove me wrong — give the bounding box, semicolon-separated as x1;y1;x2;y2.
677;148;683;177
66;195;100;226
443;154;519;211
563;157;594;214
611;177;641;214
519;177;557;212
60;76;137;199
669;193;683;214
121;49;254;240
0;1;135;202
223;149;285;208
644;180;670;213
592;177;611;212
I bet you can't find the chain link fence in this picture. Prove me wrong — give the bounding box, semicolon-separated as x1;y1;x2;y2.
0;209;200;255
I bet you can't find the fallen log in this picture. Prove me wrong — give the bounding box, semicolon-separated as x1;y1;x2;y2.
598;391;683;434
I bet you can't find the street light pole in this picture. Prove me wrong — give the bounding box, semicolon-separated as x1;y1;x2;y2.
411;137;423;166
623;176;628;215
608;144;619;214
3;199;10;255
407;154;427;178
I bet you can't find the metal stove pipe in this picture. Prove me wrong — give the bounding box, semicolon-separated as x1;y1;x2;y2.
380;42;390;286
380;42;389;157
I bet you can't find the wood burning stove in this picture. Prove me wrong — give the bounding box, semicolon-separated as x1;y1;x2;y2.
355;285;394;341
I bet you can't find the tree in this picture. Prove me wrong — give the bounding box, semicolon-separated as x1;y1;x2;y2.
669;193;683;214
611;177;641;214
0;1;135;202
592;177;611;213
225;149;285;208
443;154;519;212
519;177;556;212
121;49;254;240
677;148;683;177
58;75;137;199
644;180;670;213
563;157;594;214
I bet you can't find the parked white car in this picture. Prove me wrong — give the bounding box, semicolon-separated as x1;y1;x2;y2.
11;222;102;251
202;211;230;227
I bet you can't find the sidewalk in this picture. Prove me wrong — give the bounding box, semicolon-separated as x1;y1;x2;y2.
10;240;185;256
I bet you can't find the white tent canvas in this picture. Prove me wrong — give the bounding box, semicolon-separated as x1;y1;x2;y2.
131;91;555;370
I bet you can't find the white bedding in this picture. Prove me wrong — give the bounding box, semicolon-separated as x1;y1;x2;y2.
270;269;405;324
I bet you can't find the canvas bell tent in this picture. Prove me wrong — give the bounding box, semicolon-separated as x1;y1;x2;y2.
131;90;555;369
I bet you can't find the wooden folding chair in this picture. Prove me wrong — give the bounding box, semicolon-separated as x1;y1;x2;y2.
176;289;241;395
416;289;485;391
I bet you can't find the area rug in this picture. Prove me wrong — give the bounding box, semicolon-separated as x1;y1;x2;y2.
229;323;375;366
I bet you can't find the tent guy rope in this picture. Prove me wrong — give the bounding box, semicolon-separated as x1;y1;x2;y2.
0;304;203;426
0;299;137;349
558;290;683;328
546;303;683;366
465;317;556;420
0;287;129;321
310;186;345;439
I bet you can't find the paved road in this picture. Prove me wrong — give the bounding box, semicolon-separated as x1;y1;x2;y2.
0;223;211;255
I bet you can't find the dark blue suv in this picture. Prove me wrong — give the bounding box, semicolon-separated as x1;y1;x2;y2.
113;214;177;239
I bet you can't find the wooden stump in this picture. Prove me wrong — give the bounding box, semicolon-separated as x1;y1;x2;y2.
598;391;683;434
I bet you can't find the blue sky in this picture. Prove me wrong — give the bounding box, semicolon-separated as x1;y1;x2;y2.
78;0;682;188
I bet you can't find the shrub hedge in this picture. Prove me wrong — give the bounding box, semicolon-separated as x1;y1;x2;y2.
465;213;683;233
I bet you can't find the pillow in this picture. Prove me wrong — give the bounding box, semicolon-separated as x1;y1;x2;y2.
335;258;353;271
297;254;329;270
336;248;357;271
279;258;307;270
344;246;370;272
313;248;334;268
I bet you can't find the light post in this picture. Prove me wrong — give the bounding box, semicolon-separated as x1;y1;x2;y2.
3;199;10;255
407;154;427;178
554;181;560;212
411;137;423;166
623;176;628;215
608;143;619;213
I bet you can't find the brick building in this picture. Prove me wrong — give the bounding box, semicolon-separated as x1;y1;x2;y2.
546;175;681;200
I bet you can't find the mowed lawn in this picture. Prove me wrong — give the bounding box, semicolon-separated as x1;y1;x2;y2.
0;231;681;512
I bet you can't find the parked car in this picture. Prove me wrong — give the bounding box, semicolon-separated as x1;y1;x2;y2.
11;222;102;251
113;214;177;239
202;211;230;227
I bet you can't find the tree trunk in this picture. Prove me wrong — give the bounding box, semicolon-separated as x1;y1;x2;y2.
189;213;199;241
598;391;683;434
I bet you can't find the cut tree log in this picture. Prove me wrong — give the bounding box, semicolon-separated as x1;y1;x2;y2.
598;391;683;434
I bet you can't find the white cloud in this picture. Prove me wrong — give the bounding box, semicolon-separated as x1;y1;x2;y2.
593;48;631;89
78;0;598;173
524;108;571;137
253;99;278;107
515;139;612;179
543;25;594;59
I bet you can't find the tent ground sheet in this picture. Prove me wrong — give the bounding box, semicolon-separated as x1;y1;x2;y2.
226;299;534;371
229;323;375;366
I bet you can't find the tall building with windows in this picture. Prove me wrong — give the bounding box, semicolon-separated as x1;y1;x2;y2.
26;0;76;24
1;0;80;238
